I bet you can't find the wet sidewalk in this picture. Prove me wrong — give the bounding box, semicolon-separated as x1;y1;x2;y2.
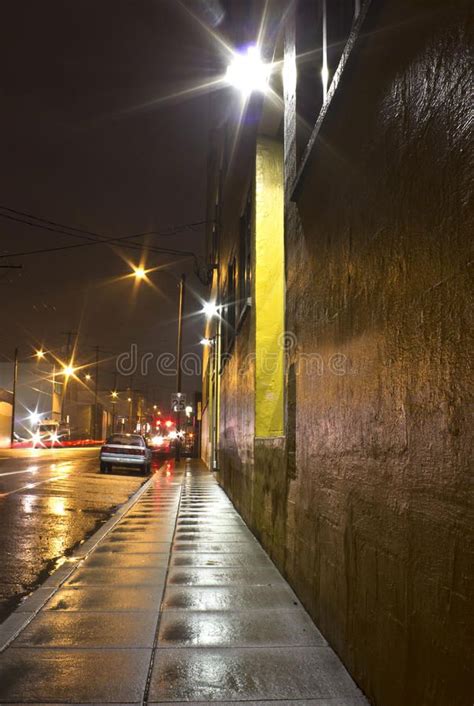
0;459;368;704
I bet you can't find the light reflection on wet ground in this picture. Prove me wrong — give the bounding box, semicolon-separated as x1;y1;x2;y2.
0;448;150;623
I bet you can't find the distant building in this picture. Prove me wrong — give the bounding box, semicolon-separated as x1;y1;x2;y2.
0;361;61;441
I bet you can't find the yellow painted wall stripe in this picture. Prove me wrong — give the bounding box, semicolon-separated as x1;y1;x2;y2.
254;137;285;438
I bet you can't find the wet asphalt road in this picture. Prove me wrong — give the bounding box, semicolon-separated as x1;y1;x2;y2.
0;447;154;623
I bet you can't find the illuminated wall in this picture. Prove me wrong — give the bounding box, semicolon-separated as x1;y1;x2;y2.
254;137;285;438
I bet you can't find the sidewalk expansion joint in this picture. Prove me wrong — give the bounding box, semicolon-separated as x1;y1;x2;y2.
141;477;183;706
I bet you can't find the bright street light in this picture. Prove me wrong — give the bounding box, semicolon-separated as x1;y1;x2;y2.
85;373;92;381
63;364;76;377
202;301;219;320
35;349;45;360
133;266;146;280
226;46;271;97
29;411;41;425
111;391;118;399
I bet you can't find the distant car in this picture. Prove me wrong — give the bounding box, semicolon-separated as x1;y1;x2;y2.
100;433;152;475
147;433;171;455
33;420;70;445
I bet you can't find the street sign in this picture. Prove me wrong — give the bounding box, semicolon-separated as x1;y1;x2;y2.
171;392;186;412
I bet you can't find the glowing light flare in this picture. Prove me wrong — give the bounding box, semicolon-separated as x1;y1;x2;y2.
226;46;271;97
62;364;76;378
35;349;46;360
202;301;219;320
133;266;146;280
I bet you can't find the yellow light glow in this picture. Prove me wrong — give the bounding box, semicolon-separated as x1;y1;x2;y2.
35;349;45;360
85;374;92;381
63;365;75;377
134;266;146;280
111;391;118;399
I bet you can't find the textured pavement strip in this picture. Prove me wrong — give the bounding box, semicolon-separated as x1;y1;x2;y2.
0;460;368;705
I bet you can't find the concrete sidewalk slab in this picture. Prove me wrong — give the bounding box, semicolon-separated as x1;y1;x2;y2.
0;459;368;705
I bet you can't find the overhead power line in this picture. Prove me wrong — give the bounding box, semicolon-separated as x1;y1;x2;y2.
0;208;209;261
0;204;215;283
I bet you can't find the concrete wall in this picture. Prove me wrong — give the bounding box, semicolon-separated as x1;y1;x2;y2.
217;1;473;705
283;2;471;705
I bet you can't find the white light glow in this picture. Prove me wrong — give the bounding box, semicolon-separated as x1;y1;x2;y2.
29;412;41;426
202;301;219;320
226;46;271;97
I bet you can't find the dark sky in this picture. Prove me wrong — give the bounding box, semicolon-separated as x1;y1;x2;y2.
0;0;226;408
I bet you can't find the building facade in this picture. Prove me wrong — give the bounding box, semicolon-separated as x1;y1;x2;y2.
201;1;472;705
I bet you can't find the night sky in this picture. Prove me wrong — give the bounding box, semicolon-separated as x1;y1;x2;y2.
0;0;227;407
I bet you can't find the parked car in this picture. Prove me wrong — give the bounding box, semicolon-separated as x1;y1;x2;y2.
100;433;152;474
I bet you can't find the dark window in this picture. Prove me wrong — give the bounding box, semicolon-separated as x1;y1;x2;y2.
221;257;237;360
238;188;252;324
295;0;357;165
327;0;355;84
107;434;144;446
295;0;323;165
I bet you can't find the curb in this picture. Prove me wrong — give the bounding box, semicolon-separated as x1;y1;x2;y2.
0;471;157;653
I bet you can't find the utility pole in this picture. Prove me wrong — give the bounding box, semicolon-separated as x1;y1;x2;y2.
175;274;185;462
111;371;117;434
128;390;133;433
93;345;100;439
10;348;18;448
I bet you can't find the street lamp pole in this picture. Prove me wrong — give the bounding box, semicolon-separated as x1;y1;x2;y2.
10;347;18;447
93;345;100;439
175;273;185;462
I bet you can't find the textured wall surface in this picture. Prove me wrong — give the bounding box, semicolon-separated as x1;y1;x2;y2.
283;1;473;705
219;314;255;521
218;1;473;706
